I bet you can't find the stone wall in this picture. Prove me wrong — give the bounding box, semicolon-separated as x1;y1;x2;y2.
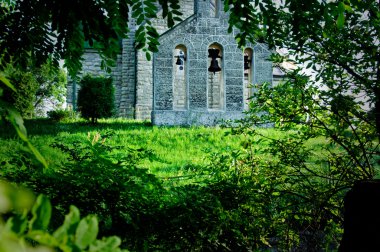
68;1;195;120
66;49;122;114
134;0;195;120
152;0;273;126
68;0;274;124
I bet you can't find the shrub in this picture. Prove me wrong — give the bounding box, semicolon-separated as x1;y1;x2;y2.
77;75;115;123
3;69;38;118
0;181;127;252
0;131;259;251
3;62;67;118
47;108;72;121
0;131;163;250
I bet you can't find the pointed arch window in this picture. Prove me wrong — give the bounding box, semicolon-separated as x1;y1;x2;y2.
173;45;188;110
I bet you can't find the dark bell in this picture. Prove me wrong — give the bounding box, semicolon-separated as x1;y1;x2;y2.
208;48;222;74
244;55;250;70
208;59;221;73
176;57;183;65
208;48;220;58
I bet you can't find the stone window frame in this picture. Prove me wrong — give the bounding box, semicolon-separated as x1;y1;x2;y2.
172;44;189;111
207;42;225;111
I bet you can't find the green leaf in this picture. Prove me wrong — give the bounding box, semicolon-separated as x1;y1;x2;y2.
5;214;28;235
137;15;145;25
27;230;59;247
5;106;48;169
27;142;49;170
0;73;16;92
146;51;152;61
89;236;122;252
344;3;353;12
53;206;81;241
7;108;27;141
29;195;52;231
75;215;99;249
336;2;345;29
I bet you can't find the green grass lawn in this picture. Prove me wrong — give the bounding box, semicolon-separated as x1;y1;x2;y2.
0;118;249;180
0;118;336;175
1;118;371;251
5;118;359;186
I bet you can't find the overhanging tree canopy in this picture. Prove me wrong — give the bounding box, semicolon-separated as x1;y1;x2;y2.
0;0;182;76
224;0;380;139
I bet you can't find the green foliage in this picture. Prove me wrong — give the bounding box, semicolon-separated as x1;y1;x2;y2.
77;75;115;123
217;69;378;249
2;62;67;118
0;72;15;91
1;130;161;249
33;63;67;115
0;182;127;252
0;119;242;178
0;123;274;251
225;0;380;140
205;139;342;250
0;74;48;169
3;68;39;117
2;117;358;251
0;0;183;76
47;108;74;122
222;2;380;248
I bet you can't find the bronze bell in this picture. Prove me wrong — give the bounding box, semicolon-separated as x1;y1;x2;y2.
244;55;250;70
175;50;186;70
208;48;222;74
175;57;183;65
208;59;221;73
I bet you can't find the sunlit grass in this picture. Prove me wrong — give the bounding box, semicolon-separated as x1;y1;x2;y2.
0;119;244;179
1;118;348;181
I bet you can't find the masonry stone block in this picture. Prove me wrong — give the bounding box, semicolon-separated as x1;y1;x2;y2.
224;69;242;78
225;77;242;87
70;0;274;125
225;61;243;70
190;59;208;69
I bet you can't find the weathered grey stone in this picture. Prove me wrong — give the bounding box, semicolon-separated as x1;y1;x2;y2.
225;77;242;87
190;59;208;69
68;0;274;125
152;110;245;126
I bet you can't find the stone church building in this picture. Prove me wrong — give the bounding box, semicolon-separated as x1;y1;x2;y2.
67;0;275;125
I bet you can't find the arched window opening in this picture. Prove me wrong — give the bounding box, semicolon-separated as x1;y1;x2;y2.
208;43;224;110
243;48;253;110
173;45;187;110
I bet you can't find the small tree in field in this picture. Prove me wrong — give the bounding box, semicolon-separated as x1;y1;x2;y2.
3;69;39;118
77;75;115;123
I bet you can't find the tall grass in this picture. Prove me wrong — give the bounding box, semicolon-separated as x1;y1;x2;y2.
0;118;337;182
0;119;245;179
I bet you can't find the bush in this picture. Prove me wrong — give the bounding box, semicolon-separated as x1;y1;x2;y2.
77;75;115;123
3;62;67;118
0;131;162;250
47;108;72;121
0;181;127;252
0;131;261;251
3;69;38;117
